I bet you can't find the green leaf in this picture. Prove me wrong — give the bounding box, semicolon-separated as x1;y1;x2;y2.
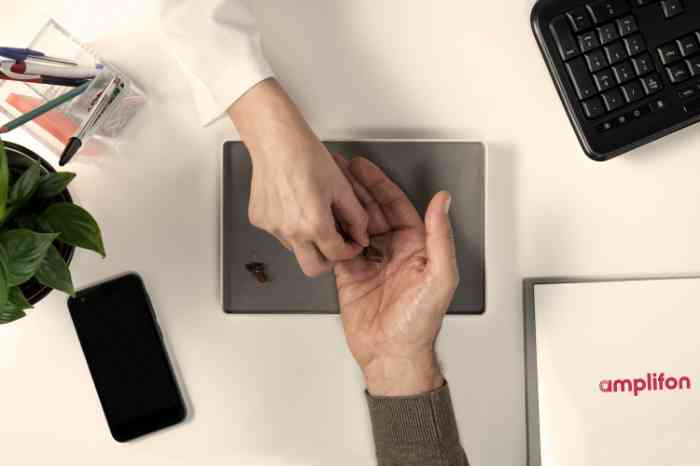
40;203;105;257
0;287;31;324
36;172;76;199
9;162;41;209
0;306;25;324
0;245;9;305
14;212;44;231
0;140;8;221
0;229;58;286
36;245;75;296
8;286;31;310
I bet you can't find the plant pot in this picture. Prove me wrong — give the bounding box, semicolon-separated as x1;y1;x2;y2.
4;141;75;305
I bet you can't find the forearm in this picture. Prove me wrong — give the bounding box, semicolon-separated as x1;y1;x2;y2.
228;79;321;160
363;353;468;466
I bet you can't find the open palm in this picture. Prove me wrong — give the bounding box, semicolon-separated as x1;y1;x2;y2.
334;158;459;394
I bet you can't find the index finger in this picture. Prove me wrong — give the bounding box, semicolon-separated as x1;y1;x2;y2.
333;153;390;235
349;158;422;230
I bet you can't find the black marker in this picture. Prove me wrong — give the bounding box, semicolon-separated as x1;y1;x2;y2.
59;77;125;166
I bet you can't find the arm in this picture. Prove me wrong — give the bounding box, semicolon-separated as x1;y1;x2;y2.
162;0;369;276
334;157;468;466
161;0;273;126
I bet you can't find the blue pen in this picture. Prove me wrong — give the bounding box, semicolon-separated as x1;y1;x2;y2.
0;47;78;66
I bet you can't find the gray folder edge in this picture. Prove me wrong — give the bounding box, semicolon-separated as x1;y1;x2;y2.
523;274;700;466
221;140;487;315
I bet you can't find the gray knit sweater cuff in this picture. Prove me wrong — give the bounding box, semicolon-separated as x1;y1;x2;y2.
365;382;467;465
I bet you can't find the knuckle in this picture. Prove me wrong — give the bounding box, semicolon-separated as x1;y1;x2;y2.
301;261;328;278
248;208;260;227
278;225;295;239
279;220;304;239
322;250;343;262
333;246;357;262
305;218;330;240
357;210;370;227
269;226;284;238
445;272;460;291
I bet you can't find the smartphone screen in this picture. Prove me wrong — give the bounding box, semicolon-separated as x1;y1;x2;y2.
68;273;186;442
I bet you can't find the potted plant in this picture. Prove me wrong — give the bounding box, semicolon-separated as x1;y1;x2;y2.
0;138;105;324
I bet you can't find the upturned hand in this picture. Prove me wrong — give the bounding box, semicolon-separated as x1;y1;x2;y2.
334;158;459;396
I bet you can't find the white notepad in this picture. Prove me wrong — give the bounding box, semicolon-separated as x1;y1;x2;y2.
525;278;700;466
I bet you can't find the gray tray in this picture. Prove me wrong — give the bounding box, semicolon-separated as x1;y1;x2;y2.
223;140;485;314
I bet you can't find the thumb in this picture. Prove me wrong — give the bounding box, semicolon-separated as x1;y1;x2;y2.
334;187;370;247
425;191;458;284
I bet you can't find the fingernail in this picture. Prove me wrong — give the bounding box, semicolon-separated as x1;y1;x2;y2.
444;194;452;215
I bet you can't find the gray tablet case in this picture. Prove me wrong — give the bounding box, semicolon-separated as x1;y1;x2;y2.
223;141;485;314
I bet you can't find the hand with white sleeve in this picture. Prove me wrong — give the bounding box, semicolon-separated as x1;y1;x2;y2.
229;79;370;277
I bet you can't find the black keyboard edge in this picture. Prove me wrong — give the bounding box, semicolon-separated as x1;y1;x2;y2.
531;0;700;162
532;3;609;161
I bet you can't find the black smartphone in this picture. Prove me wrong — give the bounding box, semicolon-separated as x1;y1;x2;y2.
68;273;186;442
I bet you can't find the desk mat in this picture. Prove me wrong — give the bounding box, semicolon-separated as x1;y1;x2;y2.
223;141;485;314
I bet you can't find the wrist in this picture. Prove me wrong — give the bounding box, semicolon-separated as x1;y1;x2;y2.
228;79;318;161
363;351;444;397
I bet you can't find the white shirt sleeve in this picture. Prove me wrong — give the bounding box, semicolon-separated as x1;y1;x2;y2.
160;0;274;126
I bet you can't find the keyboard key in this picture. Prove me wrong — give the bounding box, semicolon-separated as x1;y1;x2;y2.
630;105;650;119
587;0;629;24
632;53;654;75
678;87;696;99
677;35;699;57
641;73;663;94
567;7;594;32
624;34;646;56
596;121;614;133
550;17;580;61
621;81;645;103
667;62;690;83
661;0;684;19
613;61;636;83
579;31;601;52
582;96;606;118
566;57;598;99
617;16;638;37
605;42;628;64
687;56;700;76
597;120;615;132
601;88;625;111
658;43;682;65
598;23;620;45
586;50;609;72
650;98;669;112
594;69;616;91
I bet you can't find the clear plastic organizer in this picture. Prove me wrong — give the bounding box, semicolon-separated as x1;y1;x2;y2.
0;19;146;162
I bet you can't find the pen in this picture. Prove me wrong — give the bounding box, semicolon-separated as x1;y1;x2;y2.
0;82;90;134
10;62;99;80
59;78;125;166
0;71;88;87
0;47;77;66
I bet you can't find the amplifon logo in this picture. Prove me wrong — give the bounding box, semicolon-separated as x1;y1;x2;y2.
599;373;692;397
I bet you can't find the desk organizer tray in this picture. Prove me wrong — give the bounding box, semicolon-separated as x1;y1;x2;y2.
222;140;485;315
0;19;145;162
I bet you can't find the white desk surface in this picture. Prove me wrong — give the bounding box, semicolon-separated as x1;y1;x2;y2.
2;1;699;465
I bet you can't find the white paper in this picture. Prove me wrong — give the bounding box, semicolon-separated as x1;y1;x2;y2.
534;279;700;466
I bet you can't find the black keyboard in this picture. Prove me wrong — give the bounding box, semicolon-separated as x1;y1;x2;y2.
532;0;700;160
